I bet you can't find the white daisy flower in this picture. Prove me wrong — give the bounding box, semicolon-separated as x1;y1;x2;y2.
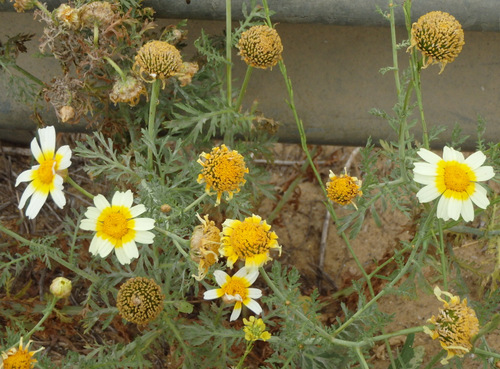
80;190;155;265
15;126;72;219
413;146;495;222
203;267;262;321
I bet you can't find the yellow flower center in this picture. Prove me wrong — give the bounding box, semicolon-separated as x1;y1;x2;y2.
443;164;470;192
37;159;56;184
326;175;361;205
2;349;35;369
101;211;129;239
229;221;271;259
221;276;248;300
436;161;476;199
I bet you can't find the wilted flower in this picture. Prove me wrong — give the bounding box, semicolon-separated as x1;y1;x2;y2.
134;40;182;85
410;11;465;74
10;0;36;12
190;214;221;281
50;277;72;299
220;214;280;270
58;106;75;123
0;337;43;369
109;75;147;107
203;267;262;321
116;277;164;325
15;126;72;219
238;25;283;69
423;286;479;365
413;147;495;222
80;190;155;265
79;1;117;29
197;144;249;205
243;316;271;342
175;61;199;87
326;169;362;207
55;4;80;29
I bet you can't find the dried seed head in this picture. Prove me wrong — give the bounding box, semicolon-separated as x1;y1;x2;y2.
238;25;283;69
116;277;164;325
79;1;117;29
109;75;147;107
133;40;183;85
410;11;465;74
190;215;221;280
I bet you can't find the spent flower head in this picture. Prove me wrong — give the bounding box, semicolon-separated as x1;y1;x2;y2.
238;25;283;69
10;0;36;12
190;214;221;281
220;214;281;271
410;11;465;74
326;169;362;207
423;286;479;365
0;337;43;369
197;144;249;206
80;190;156;265
134;40;182;85
243;316;271;342
55;4;80;29
15;126;72;219
50;277;72;299
79;1;117;29
413;147;495;222
116;277;165;325
109;75;147;107
203;267;262;321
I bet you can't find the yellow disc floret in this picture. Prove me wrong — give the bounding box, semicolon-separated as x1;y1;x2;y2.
1;337;42;369
134;40;182;85
238;25;283;69
410;11;465;74
116;277;165;325
197;144;249;205
326;169;362;207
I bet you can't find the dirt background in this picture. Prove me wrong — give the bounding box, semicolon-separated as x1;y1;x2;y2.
1;139;499;368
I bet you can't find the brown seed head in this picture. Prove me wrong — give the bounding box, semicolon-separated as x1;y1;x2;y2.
109;75;147;107
134;40;183;84
238;25;283;69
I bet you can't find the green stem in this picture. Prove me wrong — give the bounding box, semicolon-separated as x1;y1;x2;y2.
473;347;500;360
225;0;232;106
104;56;127;82
147;79;161;170
235;65;253;111
388;1;401;96
183;193;208;213
371;326;425;342
11;64;45;87
66;176;95;200
437;219;448;290
235;342;253;369
163;316;191;363
0;223;99;283
154;227;190;260
25;295;58;340
34;0;53;21
93;22;99;47
355;346;369;369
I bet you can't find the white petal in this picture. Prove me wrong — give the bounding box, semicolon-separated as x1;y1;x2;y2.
234;267;249;279
25;191;48;219
443;146;464;162
203;289;221;300
470;185;490;209
30;137;43;163
130;204;146;218
474;166;495;181
244;299;262;315
447;198;462;221
417;148;442;164
247;288;262;299
416;185;441;203
245;270;259;285
214;270;229;287
88;236;102;254
56;145;72;169
413;173;437;185
39;126;56;156
84;206;101;221
113;190;133;207
464;151;486;170
114;247;131;265
80;218;97;231
460;198;474;222
437;196;450;221
122;241;139;260
133;218;155;231
97;239;114;257
18;183;36;209
16;169;34;186
413;162;438;176
230;305;242;321
93;194;110;210
50;187;66;209
134;230;155;244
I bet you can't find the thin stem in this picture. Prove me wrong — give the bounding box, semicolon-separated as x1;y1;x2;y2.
371;326;425;342
66;175;95;200
154;227;190;260
93;22;99;47
355;347;369;369
235;342;253;369
104;56;127;82
437;219;448;290
225;0;232;106
388;1;401;95
163;317;191;363
11;64;45;87
235;65;253;111
473;347;500;360
183;193;208;213
147;79;161;170
34;0;53;21
25;295;58;340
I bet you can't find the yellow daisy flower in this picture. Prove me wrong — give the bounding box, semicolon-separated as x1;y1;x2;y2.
243;316;271;342
0;337;43;369
80;190;155;265
15;126;72;219
238;25;283;69
220;214;281;270
423;286;479;365
203;267;262;321
326;169;362;207
413;147;495;222
410;11;465;74
197;144;249;206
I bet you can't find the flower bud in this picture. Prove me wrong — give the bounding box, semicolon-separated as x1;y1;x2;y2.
50;277;72;299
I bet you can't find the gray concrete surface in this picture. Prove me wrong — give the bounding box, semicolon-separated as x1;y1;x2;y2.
1;10;499;149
